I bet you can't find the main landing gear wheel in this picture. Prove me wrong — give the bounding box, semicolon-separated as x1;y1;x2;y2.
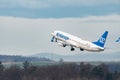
55;38;57;42
63;44;66;47
80;48;84;51
71;47;75;51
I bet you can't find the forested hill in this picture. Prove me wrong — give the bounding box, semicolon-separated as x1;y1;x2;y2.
0;55;51;62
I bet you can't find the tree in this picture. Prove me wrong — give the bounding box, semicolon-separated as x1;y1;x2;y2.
91;63;109;80
4;65;23;80
79;62;93;79
59;58;64;63
23;61;30;70
0;61;4;80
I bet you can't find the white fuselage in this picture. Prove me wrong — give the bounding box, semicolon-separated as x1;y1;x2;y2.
51;30;104;52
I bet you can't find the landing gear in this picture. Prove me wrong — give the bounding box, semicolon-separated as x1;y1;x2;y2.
51;37;54;42
80;48;84;51
51;37;57;42
55;38;57;42
71;47;75;51
63;44;66;47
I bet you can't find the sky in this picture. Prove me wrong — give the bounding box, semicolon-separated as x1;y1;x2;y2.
0;0;120;18
0;0;120;61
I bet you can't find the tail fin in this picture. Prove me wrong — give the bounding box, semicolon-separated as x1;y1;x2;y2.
93;31;108;48
116;37;120;42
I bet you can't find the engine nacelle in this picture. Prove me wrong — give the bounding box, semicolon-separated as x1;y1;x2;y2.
57;41;66;47
58;43;64;47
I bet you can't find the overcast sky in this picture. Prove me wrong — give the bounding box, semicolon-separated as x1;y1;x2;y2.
0;0;120;58
0;0;120;18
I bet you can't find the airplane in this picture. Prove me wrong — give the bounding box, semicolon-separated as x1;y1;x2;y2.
51;30;108;52
116;37;120;42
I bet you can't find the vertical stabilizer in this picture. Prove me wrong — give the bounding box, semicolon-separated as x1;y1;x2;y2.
93;31;108;48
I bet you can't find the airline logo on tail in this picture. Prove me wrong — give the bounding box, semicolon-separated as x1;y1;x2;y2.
51;30;108;52
99;37;105;43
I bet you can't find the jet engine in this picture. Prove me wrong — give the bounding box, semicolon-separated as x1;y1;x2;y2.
57;41;66;47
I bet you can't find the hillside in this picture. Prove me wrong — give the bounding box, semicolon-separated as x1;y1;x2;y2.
34;52;120;61
0;55;51;62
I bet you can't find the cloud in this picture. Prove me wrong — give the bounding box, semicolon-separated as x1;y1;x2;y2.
78;14;120;22
0;0;119;18
1;14;120;22
0;14;120;55
50;0;120;6
0;0;50;9
0;0;119;9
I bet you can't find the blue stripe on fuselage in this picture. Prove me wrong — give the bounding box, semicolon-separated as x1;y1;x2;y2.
56;33;69;40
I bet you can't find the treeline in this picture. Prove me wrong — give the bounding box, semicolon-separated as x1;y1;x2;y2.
0;61;120;80
0;55;51;62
